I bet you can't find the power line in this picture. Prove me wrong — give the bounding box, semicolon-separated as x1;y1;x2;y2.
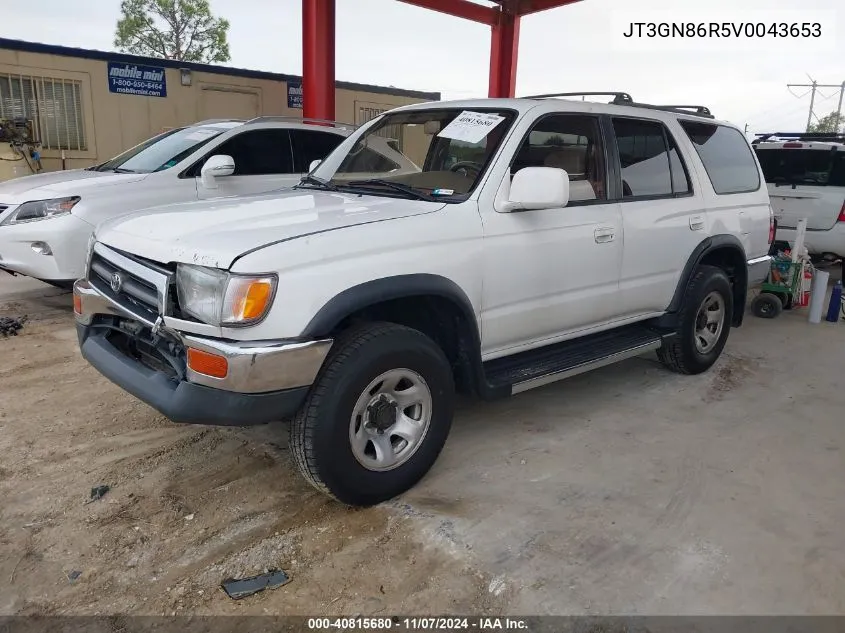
787;78;845;132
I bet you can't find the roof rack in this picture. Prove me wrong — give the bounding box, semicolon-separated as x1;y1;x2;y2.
245;115;357;129
752;132;845;144
520;92;714;119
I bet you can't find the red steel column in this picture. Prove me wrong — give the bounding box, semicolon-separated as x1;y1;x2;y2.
488;10;520;98
302;0;336;121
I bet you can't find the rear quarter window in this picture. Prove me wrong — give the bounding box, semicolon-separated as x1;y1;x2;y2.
680;121;761;194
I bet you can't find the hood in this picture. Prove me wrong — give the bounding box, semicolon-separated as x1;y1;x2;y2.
0;169;147;201
96;189;445;269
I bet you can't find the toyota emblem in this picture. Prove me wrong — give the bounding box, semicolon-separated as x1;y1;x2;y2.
110;271;123;293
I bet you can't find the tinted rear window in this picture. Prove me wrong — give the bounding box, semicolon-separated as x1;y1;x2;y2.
755;148;845;187
680;121;761;194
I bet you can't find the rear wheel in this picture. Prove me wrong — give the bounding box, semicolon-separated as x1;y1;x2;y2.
657;265;733;375
290;322;455;506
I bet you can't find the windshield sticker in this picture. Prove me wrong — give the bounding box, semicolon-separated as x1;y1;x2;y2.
437;111;505;144
432;188;454;196
185;129;219;141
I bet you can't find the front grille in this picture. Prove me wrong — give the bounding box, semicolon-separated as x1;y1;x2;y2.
88;245;173;324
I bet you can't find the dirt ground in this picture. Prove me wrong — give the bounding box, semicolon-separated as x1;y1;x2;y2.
1;271;844;616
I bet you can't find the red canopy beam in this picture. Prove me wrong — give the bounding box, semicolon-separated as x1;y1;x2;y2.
397;0;498;25
488;9;520;98
513;0;584;16
302;0;336;121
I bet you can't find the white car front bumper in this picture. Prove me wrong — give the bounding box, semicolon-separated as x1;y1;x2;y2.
0;213;95;281
775;223;845;258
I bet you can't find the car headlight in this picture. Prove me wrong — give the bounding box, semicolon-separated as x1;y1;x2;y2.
0;196;81;225
176;264;277;327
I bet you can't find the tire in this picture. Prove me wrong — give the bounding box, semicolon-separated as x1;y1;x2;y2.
657;265;733;375
290;322;455;506
751;293;783;319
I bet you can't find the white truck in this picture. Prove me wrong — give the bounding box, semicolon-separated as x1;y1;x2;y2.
752;132;845;276
73;93;773;506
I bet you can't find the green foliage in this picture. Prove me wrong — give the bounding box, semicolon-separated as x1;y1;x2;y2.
808;111;844;134
114;0;230;63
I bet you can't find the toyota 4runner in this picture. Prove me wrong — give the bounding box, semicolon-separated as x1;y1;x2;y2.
73;93;774;506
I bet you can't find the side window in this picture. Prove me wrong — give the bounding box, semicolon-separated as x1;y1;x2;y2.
667;131;691;195
612;118;673;198
211;129;294;176
511;114;606;203
680;121;760;194
290;130;345;172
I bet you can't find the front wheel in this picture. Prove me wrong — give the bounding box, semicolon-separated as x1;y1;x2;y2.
657;265;733;375
290;322;455;506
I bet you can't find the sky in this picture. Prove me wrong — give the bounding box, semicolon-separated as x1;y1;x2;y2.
1;0;843;135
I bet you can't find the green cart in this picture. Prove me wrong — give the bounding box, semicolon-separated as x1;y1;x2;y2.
751;257;805;319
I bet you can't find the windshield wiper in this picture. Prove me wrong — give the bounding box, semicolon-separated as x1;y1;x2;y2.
344;179;435;202
296;173;338;191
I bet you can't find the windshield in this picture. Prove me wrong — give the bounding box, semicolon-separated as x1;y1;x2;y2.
755;148;845;187
310;108;516;199
92;125;232;173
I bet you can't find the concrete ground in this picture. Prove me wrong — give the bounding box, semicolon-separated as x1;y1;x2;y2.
0;270;843;615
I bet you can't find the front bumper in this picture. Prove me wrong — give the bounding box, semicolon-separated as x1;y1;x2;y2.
0;213;94;281
747;255;772;288
74;279;333;426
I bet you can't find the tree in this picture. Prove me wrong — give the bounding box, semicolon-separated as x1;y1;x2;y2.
808;111;844;134
114;0;231;63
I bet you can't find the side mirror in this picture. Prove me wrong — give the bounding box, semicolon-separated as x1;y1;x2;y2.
200;154;235;189
308;159;322;172
501;167;570;212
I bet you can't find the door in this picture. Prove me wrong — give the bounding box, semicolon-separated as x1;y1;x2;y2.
480;113;623;356
200;87;260;120
289;129;346;174
195;128;301;198
609;117;704;318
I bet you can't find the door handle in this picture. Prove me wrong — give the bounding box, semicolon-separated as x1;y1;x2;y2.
594;227;616;243
689;215;705;231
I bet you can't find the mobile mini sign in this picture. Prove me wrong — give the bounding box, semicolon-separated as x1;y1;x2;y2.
107;62;168;98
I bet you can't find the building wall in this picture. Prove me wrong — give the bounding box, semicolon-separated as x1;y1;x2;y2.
0;46;435;173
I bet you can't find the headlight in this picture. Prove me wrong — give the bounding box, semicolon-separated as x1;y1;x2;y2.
176;264;276;327
0;196;81;225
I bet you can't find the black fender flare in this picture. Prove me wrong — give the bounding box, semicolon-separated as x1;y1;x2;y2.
661;235;748;327
299;274;506;399
300;274;479;340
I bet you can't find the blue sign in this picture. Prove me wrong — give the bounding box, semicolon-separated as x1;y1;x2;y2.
107;61;167;98
287;81;303;109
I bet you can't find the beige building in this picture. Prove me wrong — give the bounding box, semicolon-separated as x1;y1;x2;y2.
0;38;440;172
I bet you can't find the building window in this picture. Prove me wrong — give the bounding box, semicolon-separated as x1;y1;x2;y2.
0;74;86;151
357;106;403;150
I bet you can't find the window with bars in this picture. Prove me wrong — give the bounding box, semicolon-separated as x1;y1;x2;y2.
0;74;86;151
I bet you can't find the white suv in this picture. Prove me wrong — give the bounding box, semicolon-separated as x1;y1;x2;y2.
0;117;353;286
753;132;845;271
73;93;773;506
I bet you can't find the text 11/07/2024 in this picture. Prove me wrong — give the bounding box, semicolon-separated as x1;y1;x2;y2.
307;617;528;630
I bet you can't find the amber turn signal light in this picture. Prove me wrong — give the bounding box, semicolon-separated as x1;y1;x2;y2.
73;292;82;315
187;348;228;378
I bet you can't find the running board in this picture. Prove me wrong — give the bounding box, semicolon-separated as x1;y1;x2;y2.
482;325;672;395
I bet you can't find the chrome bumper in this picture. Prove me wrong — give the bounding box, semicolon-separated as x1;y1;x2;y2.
747;255;772;288
73;278;332;395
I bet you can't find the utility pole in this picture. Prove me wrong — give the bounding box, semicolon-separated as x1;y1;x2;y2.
837;81;845;132
788;78;845;132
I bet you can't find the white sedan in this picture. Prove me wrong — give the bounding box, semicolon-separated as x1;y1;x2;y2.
0;117;352;286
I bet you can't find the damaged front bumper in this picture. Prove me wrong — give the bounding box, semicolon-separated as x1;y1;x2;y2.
73;279;332;426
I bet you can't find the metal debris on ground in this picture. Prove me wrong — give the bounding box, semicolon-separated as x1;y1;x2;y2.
221;569;291;600
66;570;82;583
87;485;110;503
0;315;28;338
